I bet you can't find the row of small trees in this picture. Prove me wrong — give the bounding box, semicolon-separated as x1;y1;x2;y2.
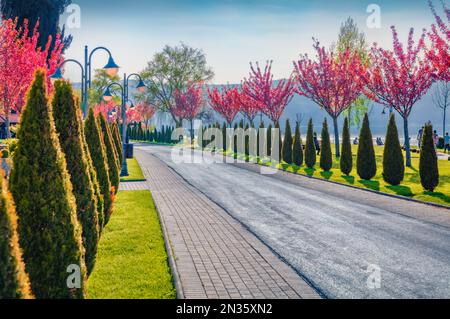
201;113;439;193
0;69;123;299
128;123;175;145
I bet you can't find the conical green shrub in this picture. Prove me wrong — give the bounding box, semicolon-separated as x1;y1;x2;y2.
383;114;404;185
0;171;34;299
274;122;282;162
9;69;86;298
111;123;123;168
320;118;333;172
98;113;120;193
357;114;377;180
85;108;113;225
266;124;272;157
282;119;293;164
257;122;265;158
305;119;316;169
245;124;250;161
293;122;303;167
82;133;104;231
222;123;227;151
340;117;353;176
420;124;439;192
52;81;100;275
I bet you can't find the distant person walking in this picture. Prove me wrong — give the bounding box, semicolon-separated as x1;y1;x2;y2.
417;126;424;148
433;130;440;149
313;132;321;155
444;132;450;154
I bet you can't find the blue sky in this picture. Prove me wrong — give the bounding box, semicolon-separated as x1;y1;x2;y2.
61;0;440;84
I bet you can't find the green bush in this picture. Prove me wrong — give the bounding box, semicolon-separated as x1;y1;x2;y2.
52;81;100;275
420;124;439;192
320;118;332;172
9;69;86;298
340;117;353;176
357;114;377;180
85;108;113;225
383;114;404;186
282;120;293;164
4;139;18;157
98;114;120;193
0;172;34;299
1;149;9;159
293;122;303;167
305;119;316;169
257;122;264;158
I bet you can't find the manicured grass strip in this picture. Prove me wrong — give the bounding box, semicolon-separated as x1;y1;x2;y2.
120;158;145;182
87;190;176;299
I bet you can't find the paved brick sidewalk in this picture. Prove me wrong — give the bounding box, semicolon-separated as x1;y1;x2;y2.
119;181;148;191
135;149;320;299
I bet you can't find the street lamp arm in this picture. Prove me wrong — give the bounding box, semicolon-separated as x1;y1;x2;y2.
59;59;85;74
105;82;125;95
88;46;113;65
127;73;144;82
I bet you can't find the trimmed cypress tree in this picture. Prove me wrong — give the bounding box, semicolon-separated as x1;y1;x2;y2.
98;113;120;194
267;124;273;157
0;172;34;299
257;122;264;158
320;119;333;171
233;123;238;155
420;124;439;192
282;119;293;164
52;81;100;275
293;122;303;167
383;114;405;186
340;117;353;176
82;133;105;231
112;122;123;166
357;114;377;180
222;123;227;151
9;69;86;298
85;108;113;225
245;124;250;161
305;119;316;169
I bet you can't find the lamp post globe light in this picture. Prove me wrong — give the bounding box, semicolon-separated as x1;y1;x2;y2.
103;73;146;177
50;45;120;117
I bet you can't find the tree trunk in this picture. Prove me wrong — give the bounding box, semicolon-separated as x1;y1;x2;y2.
5;116;11;139
404;116;412;167
443;106;447;138
333;116;340;158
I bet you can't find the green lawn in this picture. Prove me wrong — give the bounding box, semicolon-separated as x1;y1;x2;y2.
87;190;176;299
120;158;145;182
228;145;450;207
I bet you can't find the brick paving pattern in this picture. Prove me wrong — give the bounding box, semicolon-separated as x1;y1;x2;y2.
135;149;320;299
119;181;149;191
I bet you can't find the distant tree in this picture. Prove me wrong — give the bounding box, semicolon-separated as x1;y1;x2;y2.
340;117;353;176
363;27;435;167
243;61;295;126
294;40;366;158
433;82;449;137
427;0;449;82
208;86;240;127
357;114;377;180
282;119;293;164
89;69;121;106
420;124;440;192
305;119;316;169
383;113;405;186
320;119;333;172
141;43;214;126
293;121;303;167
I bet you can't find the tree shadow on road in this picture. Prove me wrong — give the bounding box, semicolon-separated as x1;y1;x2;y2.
359;180;380;192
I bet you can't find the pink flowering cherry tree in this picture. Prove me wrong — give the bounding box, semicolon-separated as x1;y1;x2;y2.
238;85;263;127
293;41;366;158
173;83;204;143
208;86;240;127
242;61;295;126
362;27;435;167
427;0;449;82
0;19;63;137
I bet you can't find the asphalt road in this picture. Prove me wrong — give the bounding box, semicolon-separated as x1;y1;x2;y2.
136;144;450;299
